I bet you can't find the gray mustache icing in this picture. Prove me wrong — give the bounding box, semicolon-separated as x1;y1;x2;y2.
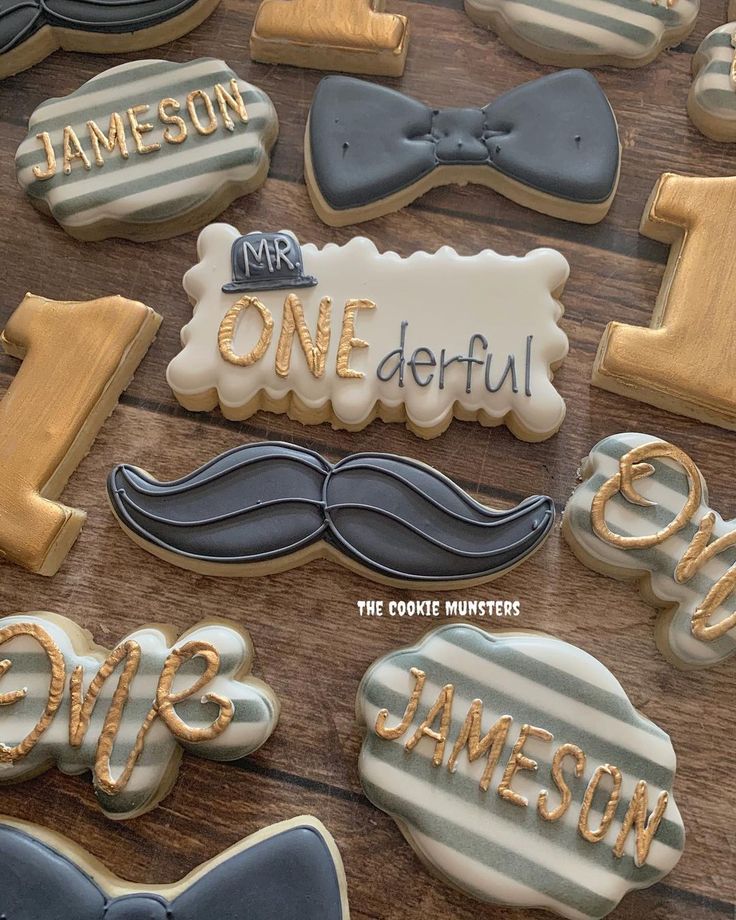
108;442;554;583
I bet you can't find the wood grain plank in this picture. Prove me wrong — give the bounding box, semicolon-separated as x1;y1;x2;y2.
0;0;734;917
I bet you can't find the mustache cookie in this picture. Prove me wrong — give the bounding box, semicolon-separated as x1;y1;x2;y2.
356;624;685;920
0;0;222;79
15;58;278;241
107;441;555;589
464;0;699;68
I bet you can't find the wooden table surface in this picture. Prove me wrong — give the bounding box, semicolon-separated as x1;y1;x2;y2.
0;1;734;918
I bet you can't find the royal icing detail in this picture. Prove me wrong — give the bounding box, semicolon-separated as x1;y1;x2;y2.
15;59;277;242
0;293;161;576
251;0;409;77
688;23;736;141
0;815;349;919
0;0;221;79
592;173;736;430
464;0;699;68
0;613;279;818
564;433;736;670
168;225;570;441
357;624;684;920
107;441;555;588
305;72;620;226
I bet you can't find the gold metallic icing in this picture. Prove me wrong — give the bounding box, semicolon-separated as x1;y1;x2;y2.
0;293;160;575
593;174;736;429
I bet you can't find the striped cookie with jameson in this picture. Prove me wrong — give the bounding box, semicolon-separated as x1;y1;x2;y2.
464;0;699;68
688;23;736;141
15;58;278;242
357;624;684;920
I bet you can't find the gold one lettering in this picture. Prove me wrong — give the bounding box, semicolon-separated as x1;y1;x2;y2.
218;296;274;366
337;298;375;378
276;294;332;378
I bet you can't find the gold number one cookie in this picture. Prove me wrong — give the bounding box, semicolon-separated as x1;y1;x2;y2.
0;294;161;576
593;173;736;429
250;0;409;76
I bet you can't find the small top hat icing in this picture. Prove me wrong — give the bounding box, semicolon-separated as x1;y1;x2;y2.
222;231;318;293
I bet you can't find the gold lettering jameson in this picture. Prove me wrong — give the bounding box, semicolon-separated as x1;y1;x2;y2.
591;441;736;642
31;80;249;180
374;667;670;868
0;622;234;795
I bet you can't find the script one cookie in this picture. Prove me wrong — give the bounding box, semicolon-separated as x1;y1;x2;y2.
0;815;349;919
305;71;620;226
107;441;555;588
688;23;736;141
357;624;684;920
0;293;161;576
168;226;569;441
0;0;222;79
464;0;699;68
0;613;279;818
592;172;736;429
15;59;278;242
563;433;736;670
250;0;409;76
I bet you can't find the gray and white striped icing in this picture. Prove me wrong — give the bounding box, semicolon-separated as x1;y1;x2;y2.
689;23;736;139
465;0;699;66
0;613;278;818
15;58;277;239
565;433;736;669
356;624;683;920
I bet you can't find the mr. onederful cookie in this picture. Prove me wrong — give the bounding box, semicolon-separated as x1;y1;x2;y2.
168;225;570;441
464;0;699;68
0;0;222;79
15;58;278;241
305;71;620;226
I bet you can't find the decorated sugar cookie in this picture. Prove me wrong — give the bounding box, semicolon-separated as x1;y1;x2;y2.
305;71;620;226
107;441;555;589
0;815;349;919
0;293;161;576
593;173;736;429
0;0;222;79
564;433;736;670
0;613;279;818
464;0;699;68
688;23;736;141
250;0;409;76
357;624;684;920
168;225;570;441
15;59;278;242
